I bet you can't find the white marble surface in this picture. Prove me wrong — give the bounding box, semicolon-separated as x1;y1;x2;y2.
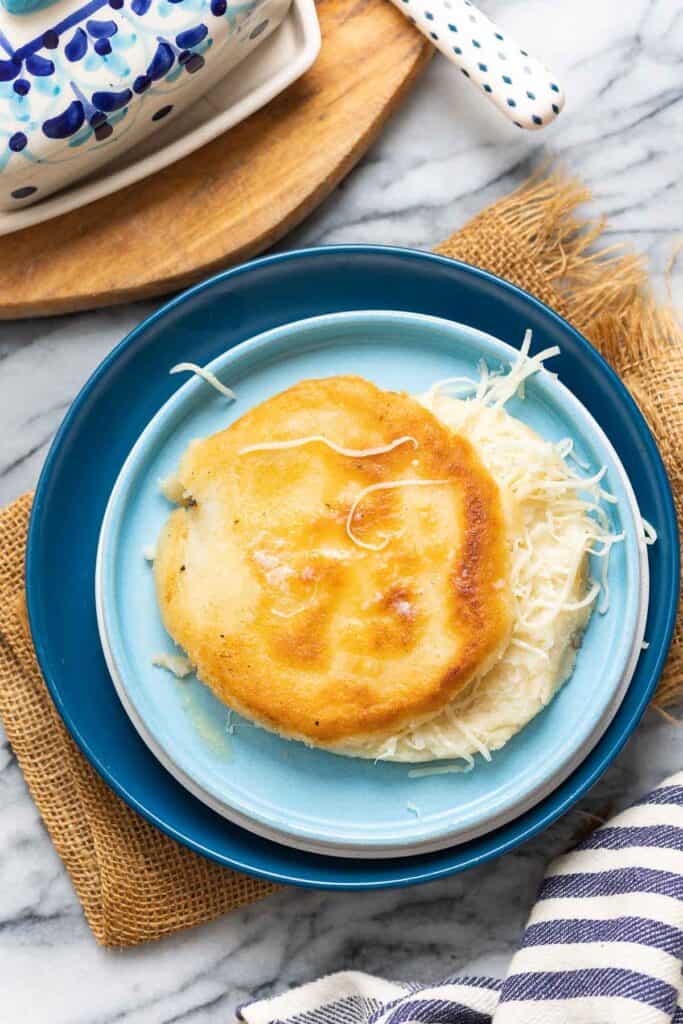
1;1;682;1019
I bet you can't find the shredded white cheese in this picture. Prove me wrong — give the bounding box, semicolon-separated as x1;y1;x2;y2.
509;637;550;661
159;474;197;506
238;435;417;459
170;362;236;400
334;330;630;765
426;330;560;410
143;544;156;563
593;534;624;613
408;761;474;778
346;478;453;551
160;331;644;773
642;517;658;545
152;652;194;678
271;605;309;619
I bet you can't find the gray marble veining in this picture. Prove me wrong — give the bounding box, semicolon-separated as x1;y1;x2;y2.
1;0;682;1019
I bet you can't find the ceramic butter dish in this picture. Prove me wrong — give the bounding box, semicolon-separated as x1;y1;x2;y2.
0;0;291;208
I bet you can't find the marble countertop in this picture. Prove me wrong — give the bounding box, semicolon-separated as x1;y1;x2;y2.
2;0;682;1019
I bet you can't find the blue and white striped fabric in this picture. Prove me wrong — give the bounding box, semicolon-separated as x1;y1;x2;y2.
240;774;683;1024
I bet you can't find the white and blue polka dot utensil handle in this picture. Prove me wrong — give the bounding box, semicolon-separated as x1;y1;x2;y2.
392;0;564;129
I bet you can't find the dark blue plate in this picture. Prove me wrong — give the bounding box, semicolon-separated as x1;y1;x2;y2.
26;246;679;888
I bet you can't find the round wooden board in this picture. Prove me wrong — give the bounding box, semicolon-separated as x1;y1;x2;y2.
2;0;430;319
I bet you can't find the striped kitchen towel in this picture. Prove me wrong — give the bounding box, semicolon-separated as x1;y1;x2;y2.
240;773;683;1024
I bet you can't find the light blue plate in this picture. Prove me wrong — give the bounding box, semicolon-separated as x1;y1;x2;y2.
96;310;646;857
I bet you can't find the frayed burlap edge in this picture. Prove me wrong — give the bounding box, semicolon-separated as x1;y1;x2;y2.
0;171;680;949
0;496;277;948
437;170;682;710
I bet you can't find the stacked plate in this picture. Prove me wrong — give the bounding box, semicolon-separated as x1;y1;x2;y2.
27;247;679;887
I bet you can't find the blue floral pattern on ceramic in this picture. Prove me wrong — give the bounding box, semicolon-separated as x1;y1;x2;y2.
0;0;291;207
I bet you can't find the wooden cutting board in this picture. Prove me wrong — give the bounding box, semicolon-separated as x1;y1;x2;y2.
1;0;430;319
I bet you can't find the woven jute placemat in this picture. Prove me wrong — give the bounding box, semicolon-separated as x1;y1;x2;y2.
0;172;680;948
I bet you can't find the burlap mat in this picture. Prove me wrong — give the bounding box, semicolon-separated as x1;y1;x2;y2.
0;172;680;948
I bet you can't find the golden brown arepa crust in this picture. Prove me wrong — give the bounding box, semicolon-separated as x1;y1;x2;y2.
154;376;512;748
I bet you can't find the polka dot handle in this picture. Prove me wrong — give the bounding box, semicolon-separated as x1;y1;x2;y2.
391;0;564;129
